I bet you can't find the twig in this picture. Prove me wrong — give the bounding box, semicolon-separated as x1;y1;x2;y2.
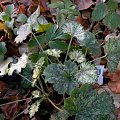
47;98;63;112
89;54;107;63
0;97;32;107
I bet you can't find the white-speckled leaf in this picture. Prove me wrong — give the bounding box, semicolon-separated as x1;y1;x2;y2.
15;24;31;43
8;53;28;75
62;21;86;45
43;60;79;94
76;62;98;84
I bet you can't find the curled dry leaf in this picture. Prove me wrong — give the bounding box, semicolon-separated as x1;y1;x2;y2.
74;0;94;10
108;70;120;93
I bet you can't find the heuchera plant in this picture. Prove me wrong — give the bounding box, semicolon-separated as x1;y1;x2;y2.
0;0;120;119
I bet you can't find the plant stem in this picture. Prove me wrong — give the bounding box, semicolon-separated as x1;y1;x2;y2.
0;97;32;107
31;32;44;51
65;36;73;62
89;54;107;63
47;98;63;112
17;73;43;93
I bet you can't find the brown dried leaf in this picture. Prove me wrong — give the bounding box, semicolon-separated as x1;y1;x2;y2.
74;0;94;10
108;70;120;82
1;103;18;119
0;89;21;119
0;81;9;97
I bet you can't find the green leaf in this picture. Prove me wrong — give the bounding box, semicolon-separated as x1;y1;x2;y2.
85;32;101;56
92;3;108;21
0;55;4;62
64;84;115;120
48;1;64;9
5;4;14;16
5;19;14;29
30;52;48;65
28;34;46;48
0;42;7;55
43;60;79;94
16;14;27;23
37;23;52;33
104;39;120;72
48;41;69;51
46;25;70;41
106;0;118;12
62;21;86;46
76;62;98;84
0;114;4;120
21;64;32;88
103;12;120;30
50;111;69;120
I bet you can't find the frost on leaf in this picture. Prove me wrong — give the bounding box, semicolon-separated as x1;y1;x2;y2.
44;49;62;58
14;24;31;43
8;53;28;75
0;58;13;76
69;49;86;63
15;6;40;43
32;57;45;87
76;62;98;84
43;60;79;94
27;6;40;31
62;21;86;46
29;100;41;118
64;84;115;120
104;39;120;72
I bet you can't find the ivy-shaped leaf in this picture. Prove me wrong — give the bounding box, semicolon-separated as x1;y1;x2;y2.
50;111;69;120
43;60;79;94
92;3;108;21
16;14;27;23
4;4;14;16
62;21;86;46
85;32;101;56
64;84;115;120
104;39;120;72
76;62;98;84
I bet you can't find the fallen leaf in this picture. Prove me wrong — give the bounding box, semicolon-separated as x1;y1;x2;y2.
82;10;91;19
108;70;120;82
74;0;94;10
108;81;120;93
0;80;9;97
107;70;120;93
18;0;32;6
1;89;20;119
17;4;27;14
